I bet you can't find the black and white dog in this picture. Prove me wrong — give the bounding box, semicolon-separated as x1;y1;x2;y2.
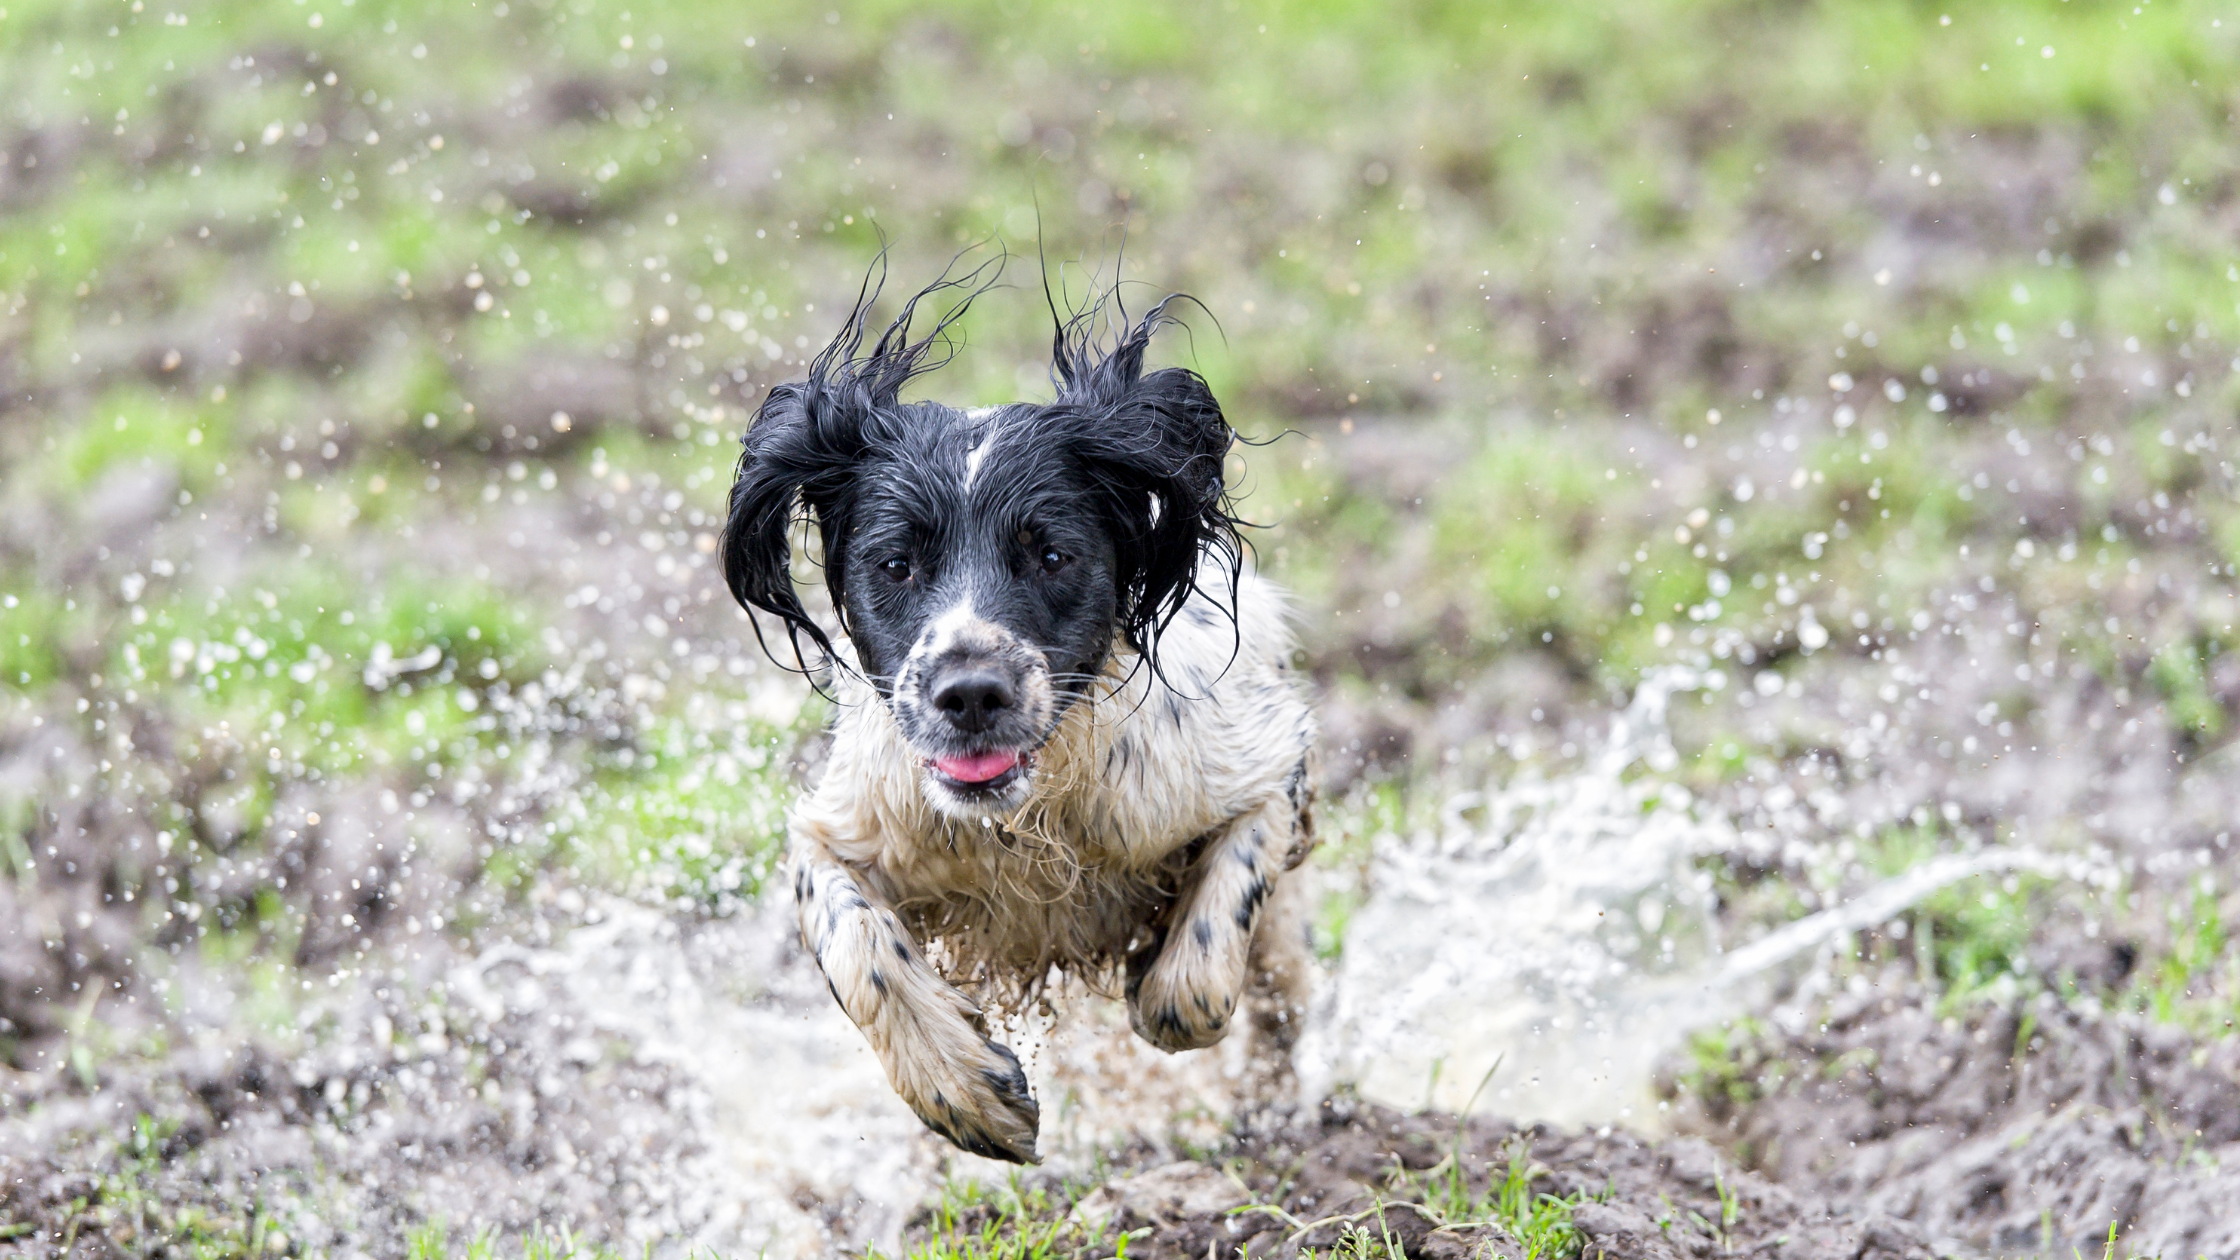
721;262;1316;1165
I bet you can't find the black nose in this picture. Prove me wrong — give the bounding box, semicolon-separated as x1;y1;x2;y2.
931;669;1016;733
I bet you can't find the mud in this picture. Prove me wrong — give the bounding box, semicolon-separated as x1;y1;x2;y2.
1668;985;2240;1260
0;887;1280;1258
935;1099;1941;1260
0;942;714;1256
8;4;2240;1257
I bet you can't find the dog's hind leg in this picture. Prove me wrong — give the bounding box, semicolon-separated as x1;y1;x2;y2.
792;842;1041;1163
1125;794;1299;1054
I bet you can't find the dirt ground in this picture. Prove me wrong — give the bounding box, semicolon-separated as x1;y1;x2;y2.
7;2;2240;1257
963;1101;1947;1260
1666;985;2240;1260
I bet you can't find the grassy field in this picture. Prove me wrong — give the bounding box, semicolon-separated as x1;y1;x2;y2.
4;0;2240;1255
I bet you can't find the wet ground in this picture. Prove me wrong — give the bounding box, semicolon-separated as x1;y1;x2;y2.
1668;987;2240;1260
6;2;2240;1257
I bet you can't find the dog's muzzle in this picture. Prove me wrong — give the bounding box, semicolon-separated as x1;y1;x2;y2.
898;630;1056;810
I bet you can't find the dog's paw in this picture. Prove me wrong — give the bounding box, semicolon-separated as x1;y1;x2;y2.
905;1036;1041;1164
1126;929;1240;1053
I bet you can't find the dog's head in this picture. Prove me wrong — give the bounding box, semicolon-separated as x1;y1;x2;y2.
722;261;1241;817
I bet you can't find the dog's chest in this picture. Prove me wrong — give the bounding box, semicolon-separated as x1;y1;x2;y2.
789;572;1313;980
855;797;1202;984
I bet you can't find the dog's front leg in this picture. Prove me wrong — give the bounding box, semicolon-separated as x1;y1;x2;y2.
1126;796;1296;1053
792;844;1040;1163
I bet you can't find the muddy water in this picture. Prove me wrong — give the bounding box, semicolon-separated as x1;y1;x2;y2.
495;677;1684;1246
488;897;1264;1256
452;901;933;1255
487;667;2117;1255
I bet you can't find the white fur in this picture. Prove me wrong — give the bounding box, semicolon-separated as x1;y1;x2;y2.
787;570;1316;1162
962;434;994;490
962;408;998;490
917;597;988;657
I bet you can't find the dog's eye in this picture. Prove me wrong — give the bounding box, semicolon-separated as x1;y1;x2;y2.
880;557;912;582
1038;547;1070;575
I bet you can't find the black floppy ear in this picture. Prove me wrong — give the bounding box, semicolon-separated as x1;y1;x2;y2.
720;379;865;672
722;248;1006;673
1051;297;1243;660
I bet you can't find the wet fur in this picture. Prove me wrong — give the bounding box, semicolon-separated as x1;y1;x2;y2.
796;578;1313;998
723;256;1316;1164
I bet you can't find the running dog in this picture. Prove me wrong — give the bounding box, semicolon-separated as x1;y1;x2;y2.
720;262;1315;1164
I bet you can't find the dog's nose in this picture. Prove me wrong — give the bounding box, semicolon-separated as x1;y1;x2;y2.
931;669;1016;733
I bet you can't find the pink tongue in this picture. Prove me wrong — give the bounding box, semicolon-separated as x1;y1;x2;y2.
933;750;1021;784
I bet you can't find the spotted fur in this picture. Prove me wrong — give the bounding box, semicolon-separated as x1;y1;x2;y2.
725;257;1317;1165
788;574;1314;1161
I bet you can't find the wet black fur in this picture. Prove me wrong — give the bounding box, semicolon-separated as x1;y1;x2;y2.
719;252;1246;694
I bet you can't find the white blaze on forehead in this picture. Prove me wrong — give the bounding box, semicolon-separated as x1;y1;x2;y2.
962;407;1000;491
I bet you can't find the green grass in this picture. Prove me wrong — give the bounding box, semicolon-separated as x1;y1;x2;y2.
1376;1071;1598;1260
9;0;2240;744
4;0;2240;1242
1303;1209;1413;1260
2148;636;2229;742
24;1113;310;1259
37;384;236;495
1680;852;2240;1128
1675;1016;1784;1117
1427;432;1646;677
873;1177;1110;1260
9;0;2238;423
18;563;547;875
0;542;804;966
543;709;802;908
0;588;80;690
1912;876;2044;1010
113;567;539;773
2127;881;2240;1037
1309;777;1444;961
407;1222;720;1260
1860;825;2235;1031
1398;1139;1593;1260
1853;826;2058;1011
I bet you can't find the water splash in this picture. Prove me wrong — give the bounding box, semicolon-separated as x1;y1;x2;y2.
462;898;1255;1257
1298;668;1734;1126
474;667;2110;1253
1296;667;2094;1129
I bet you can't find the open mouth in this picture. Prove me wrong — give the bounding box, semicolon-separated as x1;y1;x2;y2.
924;748;1032;793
